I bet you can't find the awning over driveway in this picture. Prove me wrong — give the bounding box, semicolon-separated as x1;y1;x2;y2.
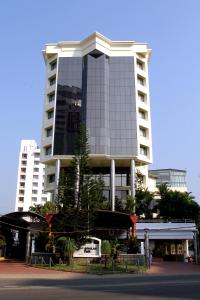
0;211;48;231
136;221;196;240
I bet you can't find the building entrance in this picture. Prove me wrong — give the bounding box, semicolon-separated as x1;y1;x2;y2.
153;240;185;261
0;212;47;260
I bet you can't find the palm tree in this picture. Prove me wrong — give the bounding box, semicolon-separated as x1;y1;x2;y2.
157;183;169;198
58;237;77;265
135;188;155;219
45;235;57;254
125;195;136;214
157;184;200;222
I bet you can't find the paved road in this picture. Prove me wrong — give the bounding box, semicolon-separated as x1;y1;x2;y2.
0;273;200;300
1;260;200;299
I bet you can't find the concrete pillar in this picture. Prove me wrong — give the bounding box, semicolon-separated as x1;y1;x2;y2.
130;159;135;197
140;241;145;255
111;159;115;211
31;237;35;254
184;240;189;262
130;159;136;214
25;231;31;262
55;159;60;190
144;229;150;267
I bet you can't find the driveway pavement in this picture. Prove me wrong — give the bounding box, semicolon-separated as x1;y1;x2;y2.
0;260;82;279
148;257;200;275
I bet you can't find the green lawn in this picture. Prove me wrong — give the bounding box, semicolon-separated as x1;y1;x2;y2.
32;261;147;274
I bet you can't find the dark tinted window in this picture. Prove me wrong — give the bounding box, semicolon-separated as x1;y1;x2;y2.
54;58;83;155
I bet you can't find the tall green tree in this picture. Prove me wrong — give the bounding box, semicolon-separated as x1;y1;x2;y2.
54;123;105;239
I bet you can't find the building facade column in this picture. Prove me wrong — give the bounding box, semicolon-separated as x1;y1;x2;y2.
130;159;136;214
184;240;189;262
55;159;61;191
31;236;35;254
111;159;115;211
140;241;145;255
25;231;31;262
130;159;135;197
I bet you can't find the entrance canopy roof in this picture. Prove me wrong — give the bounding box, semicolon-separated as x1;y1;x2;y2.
136;221;196;240
0;211;48;231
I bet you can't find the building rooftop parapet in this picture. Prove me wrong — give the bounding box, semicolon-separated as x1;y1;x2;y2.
149;169;186;173
43;32;151;62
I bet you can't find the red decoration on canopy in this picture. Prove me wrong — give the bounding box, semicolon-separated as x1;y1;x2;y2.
45;214;54;224
130;215;139;225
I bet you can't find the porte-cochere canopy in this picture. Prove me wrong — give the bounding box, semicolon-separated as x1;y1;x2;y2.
0;211;48;231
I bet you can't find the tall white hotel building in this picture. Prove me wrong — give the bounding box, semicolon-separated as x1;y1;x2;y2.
15;140;50;212
41;32;152;210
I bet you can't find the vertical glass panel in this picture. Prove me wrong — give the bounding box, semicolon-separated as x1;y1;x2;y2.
103;190;110;200
115;175;121;186
54;57;83;155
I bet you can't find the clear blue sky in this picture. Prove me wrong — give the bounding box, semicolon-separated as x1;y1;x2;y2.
0;0;200;214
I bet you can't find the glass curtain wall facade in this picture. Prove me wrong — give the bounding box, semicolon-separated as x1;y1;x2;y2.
59;165;131;204
149;169;187;189
53;52;137;156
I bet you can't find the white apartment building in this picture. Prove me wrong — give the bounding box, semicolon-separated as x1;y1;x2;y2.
15;140;50;212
